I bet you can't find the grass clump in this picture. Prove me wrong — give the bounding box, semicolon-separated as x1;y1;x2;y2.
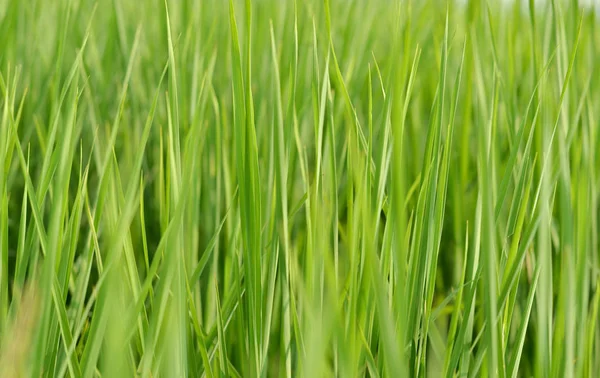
1;0;599;376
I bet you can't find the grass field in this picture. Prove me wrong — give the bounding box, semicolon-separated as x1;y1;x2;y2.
1;0;599;376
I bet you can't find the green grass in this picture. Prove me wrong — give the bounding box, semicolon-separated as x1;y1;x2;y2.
1;0;599;376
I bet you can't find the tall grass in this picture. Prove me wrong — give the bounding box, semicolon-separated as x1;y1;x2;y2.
0;0;599;376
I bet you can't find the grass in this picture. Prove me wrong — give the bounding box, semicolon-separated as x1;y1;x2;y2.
0;0;599;376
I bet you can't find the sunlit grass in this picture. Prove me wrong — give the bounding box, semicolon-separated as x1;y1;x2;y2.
0;0;599;377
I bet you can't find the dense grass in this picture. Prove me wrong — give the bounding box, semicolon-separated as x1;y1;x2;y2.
1;0;600;376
